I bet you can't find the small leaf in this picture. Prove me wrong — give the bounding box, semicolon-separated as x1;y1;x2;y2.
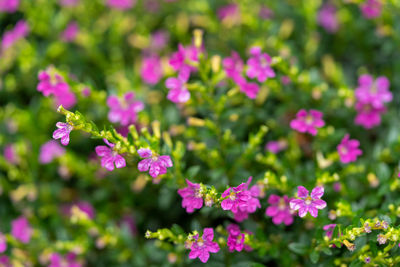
288;243;308;255
322;247;332;255
310;250;320;263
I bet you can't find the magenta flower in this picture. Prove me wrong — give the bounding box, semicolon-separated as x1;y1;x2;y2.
290;109;325;136
48;252;82;267
0;0;19;12
106;0;135;10
37;69;69;97
223;51;244;80
137;148;173;178
360;0;382;19
217;4;240;24
1;20;29;51
226;224;245;252
355;74;392;108
0;256;11;267
107;92;144;126
0;233;6;253
61;22;79;42
265;195;294;225
165;66;191;103
236;76;260;99
246;46;275;83
62;201;95;219
54;86;77;109
150;30;169;51
337;134;362;163
317;4;339;33
11;216;32;243
177;179;203;213
59;0;79;7
141;56;163;85
4;144;18;164
95;139;126;171
39;140;66;164
265;140;287;154
290;186;327;217
53;122;73;146
323;224;337;239
188;228;220;263
169;44;199;72
354;102;386;129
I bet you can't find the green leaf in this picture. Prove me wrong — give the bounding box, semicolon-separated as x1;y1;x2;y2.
322;247;332;255
310;250;320;263
288;243;308;255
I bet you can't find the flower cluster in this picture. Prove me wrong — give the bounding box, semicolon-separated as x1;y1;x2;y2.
107;92;144;126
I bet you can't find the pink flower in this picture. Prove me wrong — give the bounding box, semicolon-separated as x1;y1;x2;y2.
4;144;18;164
95;139;126;171
360;0;382;19
217;4;240;24
223;51;244;80
290;109;325;136
337;134;362;163
0;256;11;267
11;216;32;243
0;233;6;253
62;201;95;219
137;148;173;178
141;56;163;85
236;77;260;99
165;66;191;103
48;252;82;267
39;140;66;164
355;75;392;108
226;224;245;252
1;20;29;51
59;0;79;7
177;179;203;213
149;30;169;51
246;46;275;83
265;195;294;225
188;228;220;263
265;140;287;154
107;92;144;126
169;44;199;72
0;0;19;12
106;0;135;10
259;6;273;20
289;186;327;217
53;122;73;146
323;224;336;239
61;22;79;42
354;102;386;129
317;4;339;33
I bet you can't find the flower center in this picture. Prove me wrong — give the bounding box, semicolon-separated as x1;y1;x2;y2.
305;115;314;125
362;104;372;112
197;238;204;247
229;192;237;200
278;199;286;210
340;146;348;154
151;155;159;161
305;196;312;205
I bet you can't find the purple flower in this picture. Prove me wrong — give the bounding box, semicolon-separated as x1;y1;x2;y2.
62;201;95;219
377;234;387;245
141;56;163;85
107;92;144;126
169;44;199;72
48;252;82;267
217;4;240;24
106;0;135;10
226;224;245;252
323;224;336;239
165;66;191;103
149;30;169;51
0;233;6;253
188;228;220;263
355;74;392;108
177;179;203;213
1;20;29;51
0;256;11;267
0;0;19;12
246;46;275;83
360;0;382;19
337;134;362;163
11;216;32;243
59;0;79;7
61;22;79;42
39;140;66;164
259;6;274;20
223;51;244;80
137;148;173;178
290;109;325;136
354;102;385;129
265;140;287;154
95;139;126;171
236;76;260;99
53;122;73;146
265;195;294;225
4;144;18;164
317;4;339;33
289;186;327;218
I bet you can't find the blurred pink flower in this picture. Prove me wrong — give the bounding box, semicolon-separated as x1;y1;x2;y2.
1;20;29;51
360;0;382;19
217;4;240;24
11;216;32;243
39;140;66;164
323;224;336;239
223;51;244;81
226;224;245;252
188;228;220;263
337;134;362;163
355;74;392;109
259;6;274;20
290;109;325;136
354;102;386;129
95;139;126;171
166;66;191;103
289;186;326;218
106;0;135;10
0;0;19;13
246;46;275;82
141;56;163;85
317;4;339;33
61;22;79;42
265;140;287;154
59;0;79;6
265;195;294;225
0;233;6;253
48;252;82;267
107;92;144;126
169;44;200;72
53;122;73;146
4;144;18;164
